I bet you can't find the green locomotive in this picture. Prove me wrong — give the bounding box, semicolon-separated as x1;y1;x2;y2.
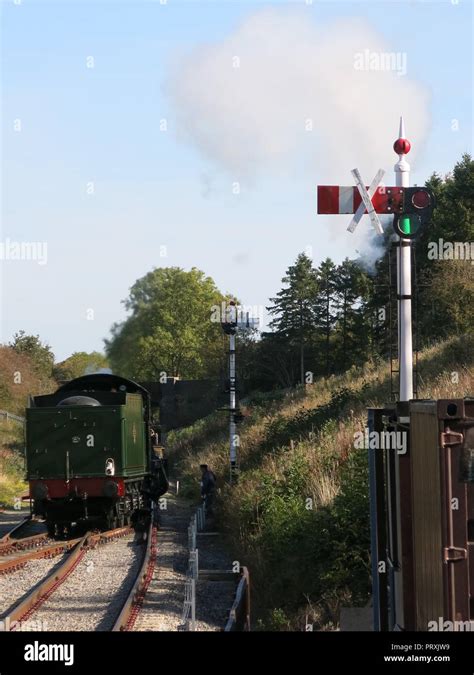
26;374;168;535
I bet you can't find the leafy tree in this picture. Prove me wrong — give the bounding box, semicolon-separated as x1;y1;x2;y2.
53;352;109;381
9;331;54;379
105;267;228;380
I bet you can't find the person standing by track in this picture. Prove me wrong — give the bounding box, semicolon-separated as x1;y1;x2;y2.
200;464;216;515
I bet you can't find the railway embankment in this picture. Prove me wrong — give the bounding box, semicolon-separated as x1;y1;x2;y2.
167;334;473;630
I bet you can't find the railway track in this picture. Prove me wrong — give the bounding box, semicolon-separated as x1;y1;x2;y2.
112;521;157;631
0;515;31;543
0;516;55;573
0;537;80;575
0;526;143;631
0;506;248;632
0;508;30;540
0;515;50;556
1;533;91;630
0;532;51;557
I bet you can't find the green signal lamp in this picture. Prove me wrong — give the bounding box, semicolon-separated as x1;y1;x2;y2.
393;187;434;239
395;213;422;238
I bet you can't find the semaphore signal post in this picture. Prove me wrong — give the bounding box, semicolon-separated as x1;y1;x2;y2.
317;117;433;403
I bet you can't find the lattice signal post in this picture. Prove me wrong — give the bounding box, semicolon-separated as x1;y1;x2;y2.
221;301;259;484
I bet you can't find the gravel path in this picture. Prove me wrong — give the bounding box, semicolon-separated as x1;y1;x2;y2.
31;533;143;631
194;533;236;632
134;485;240;632
134;493;190;631
195;579;236;631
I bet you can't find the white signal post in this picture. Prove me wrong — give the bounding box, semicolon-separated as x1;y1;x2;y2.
394;117;413;402
318;118;415;402
392;117;413;631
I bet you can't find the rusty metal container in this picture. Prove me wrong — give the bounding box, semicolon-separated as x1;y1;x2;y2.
409;398;474;630
370;398;474;631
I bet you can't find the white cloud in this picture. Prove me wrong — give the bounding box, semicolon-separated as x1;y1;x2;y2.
166;9;431;184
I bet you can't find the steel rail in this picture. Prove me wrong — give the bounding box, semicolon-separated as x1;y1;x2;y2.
0;517;32;544
111;521;156;631
0;538;81;575
0;526;134;629
0;533;51;557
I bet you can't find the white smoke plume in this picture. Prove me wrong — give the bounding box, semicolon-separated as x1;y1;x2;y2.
166;9;430;185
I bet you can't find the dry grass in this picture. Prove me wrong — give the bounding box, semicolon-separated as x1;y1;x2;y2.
169;334;473;510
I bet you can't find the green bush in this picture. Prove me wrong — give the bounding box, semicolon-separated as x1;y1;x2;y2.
236;447;370;626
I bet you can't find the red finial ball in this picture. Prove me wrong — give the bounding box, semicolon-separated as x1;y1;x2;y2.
393;138;411;155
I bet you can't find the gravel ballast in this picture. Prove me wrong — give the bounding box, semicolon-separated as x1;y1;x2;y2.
30;533;143;631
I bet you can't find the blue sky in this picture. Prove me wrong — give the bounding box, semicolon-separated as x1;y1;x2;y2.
1;0;472;361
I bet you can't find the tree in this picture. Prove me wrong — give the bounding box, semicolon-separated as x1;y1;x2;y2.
414;154;474;344
314;258;338;376
267;253;319;385
105;267;229;380
332;259;371;372
254;331;300;389
430;261;474;337
9;331;54;379
53;352;110;382
367;154;473;357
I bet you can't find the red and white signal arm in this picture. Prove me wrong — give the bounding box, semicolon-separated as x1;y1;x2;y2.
317;185;404;215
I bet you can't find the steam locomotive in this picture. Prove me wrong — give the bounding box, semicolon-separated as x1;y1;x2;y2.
25;374;168;536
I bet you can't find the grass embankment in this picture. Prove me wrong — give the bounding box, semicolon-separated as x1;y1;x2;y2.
0;345;55;507
0;421;27;507
167;335;473;630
